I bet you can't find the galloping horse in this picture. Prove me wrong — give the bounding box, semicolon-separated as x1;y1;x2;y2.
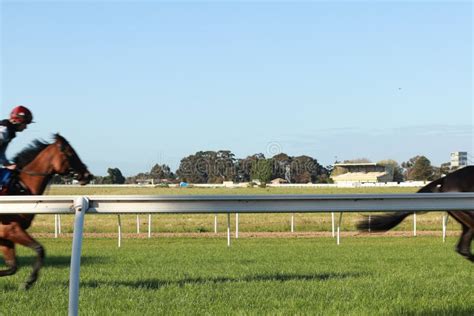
357;166;474;262
0;134;92;289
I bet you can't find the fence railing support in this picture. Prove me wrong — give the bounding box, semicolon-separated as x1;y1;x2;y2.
227;213;231;247
117;215;122;248
331;212;335;237
442;213;449;242
413;212;417;237
68;196;89;316
235;213;239;239
54;214;59;238
148;214;152;238
214;214;218;234
336;212;343;245
291;213;295;233
136;215;140;234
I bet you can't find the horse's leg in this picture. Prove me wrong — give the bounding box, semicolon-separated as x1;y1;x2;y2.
5;223;45;289
0;238;17;276
448;212;474;262
454;225;473;262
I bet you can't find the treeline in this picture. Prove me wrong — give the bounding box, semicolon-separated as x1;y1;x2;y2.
175;151;331;184
50;152;459;185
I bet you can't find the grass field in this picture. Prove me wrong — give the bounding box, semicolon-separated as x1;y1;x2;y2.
0;237;472;315
46;185;419;196
2;186;471;315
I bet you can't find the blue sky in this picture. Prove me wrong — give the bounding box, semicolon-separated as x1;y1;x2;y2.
1;1;472;176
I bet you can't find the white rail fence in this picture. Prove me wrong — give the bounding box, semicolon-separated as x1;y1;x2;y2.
54;201;452;245
1;193;473;316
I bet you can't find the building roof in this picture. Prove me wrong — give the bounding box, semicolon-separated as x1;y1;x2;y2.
333;163;377;167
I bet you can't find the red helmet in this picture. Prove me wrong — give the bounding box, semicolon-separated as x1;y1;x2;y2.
10;105;34;124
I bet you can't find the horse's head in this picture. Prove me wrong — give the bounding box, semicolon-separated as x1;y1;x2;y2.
50;134;93;185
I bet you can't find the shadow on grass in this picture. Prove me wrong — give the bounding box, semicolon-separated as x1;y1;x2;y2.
14;255;109;267
81;272;365;290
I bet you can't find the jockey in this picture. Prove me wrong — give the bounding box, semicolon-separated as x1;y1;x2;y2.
0;105;34;169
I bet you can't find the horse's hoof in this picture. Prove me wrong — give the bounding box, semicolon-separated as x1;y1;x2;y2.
456;250;474;262
19;282;33;290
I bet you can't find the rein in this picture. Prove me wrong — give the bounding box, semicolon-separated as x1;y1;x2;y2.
18;168;51;177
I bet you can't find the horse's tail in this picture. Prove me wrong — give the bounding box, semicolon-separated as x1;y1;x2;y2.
357;211;413;232
416;177;444;193
357;176;448;232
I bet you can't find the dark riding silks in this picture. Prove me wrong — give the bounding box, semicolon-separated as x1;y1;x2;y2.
0;167;12;195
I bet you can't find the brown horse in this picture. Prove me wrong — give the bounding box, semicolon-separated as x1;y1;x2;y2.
0;134;92;289
357;166;474;262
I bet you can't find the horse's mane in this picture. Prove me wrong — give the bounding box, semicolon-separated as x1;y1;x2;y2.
13;134;67;168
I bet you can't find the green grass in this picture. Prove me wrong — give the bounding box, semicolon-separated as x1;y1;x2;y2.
0;237;472;315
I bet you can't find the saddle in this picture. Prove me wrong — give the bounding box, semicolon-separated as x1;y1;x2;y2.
0;168;28;195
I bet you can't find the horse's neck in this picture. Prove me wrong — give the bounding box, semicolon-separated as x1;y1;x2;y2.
18;147;53;195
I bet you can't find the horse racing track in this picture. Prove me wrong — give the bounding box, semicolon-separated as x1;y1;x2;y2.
0;236;472;315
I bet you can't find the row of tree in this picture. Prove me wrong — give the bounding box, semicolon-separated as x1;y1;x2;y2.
50;151;458;185
174;151;331;184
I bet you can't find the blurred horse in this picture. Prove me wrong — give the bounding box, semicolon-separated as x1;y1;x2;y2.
0;134;92;289
357;166;474;262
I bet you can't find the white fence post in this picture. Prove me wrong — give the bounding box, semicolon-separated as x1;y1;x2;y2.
68;196;88;316
235;213;239;239
413;212;417;237
442;213;449;242
336;212;343;245
331;212;335;237
291;213;294;233
214;214;218;234
54;214;58;238
136;215;140;234
148;214;152;238
117;215;122;248
227;213;231;247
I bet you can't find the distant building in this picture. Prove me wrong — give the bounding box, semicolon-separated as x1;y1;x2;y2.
136;178;154;185
270;178;288;185
450;152;468;168
331;163;393;183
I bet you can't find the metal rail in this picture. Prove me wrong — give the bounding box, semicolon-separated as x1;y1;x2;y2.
2;193;473;214
85;193;474;213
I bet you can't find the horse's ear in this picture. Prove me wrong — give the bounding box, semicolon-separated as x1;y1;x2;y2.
53;134;66;151
53;133;66;144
